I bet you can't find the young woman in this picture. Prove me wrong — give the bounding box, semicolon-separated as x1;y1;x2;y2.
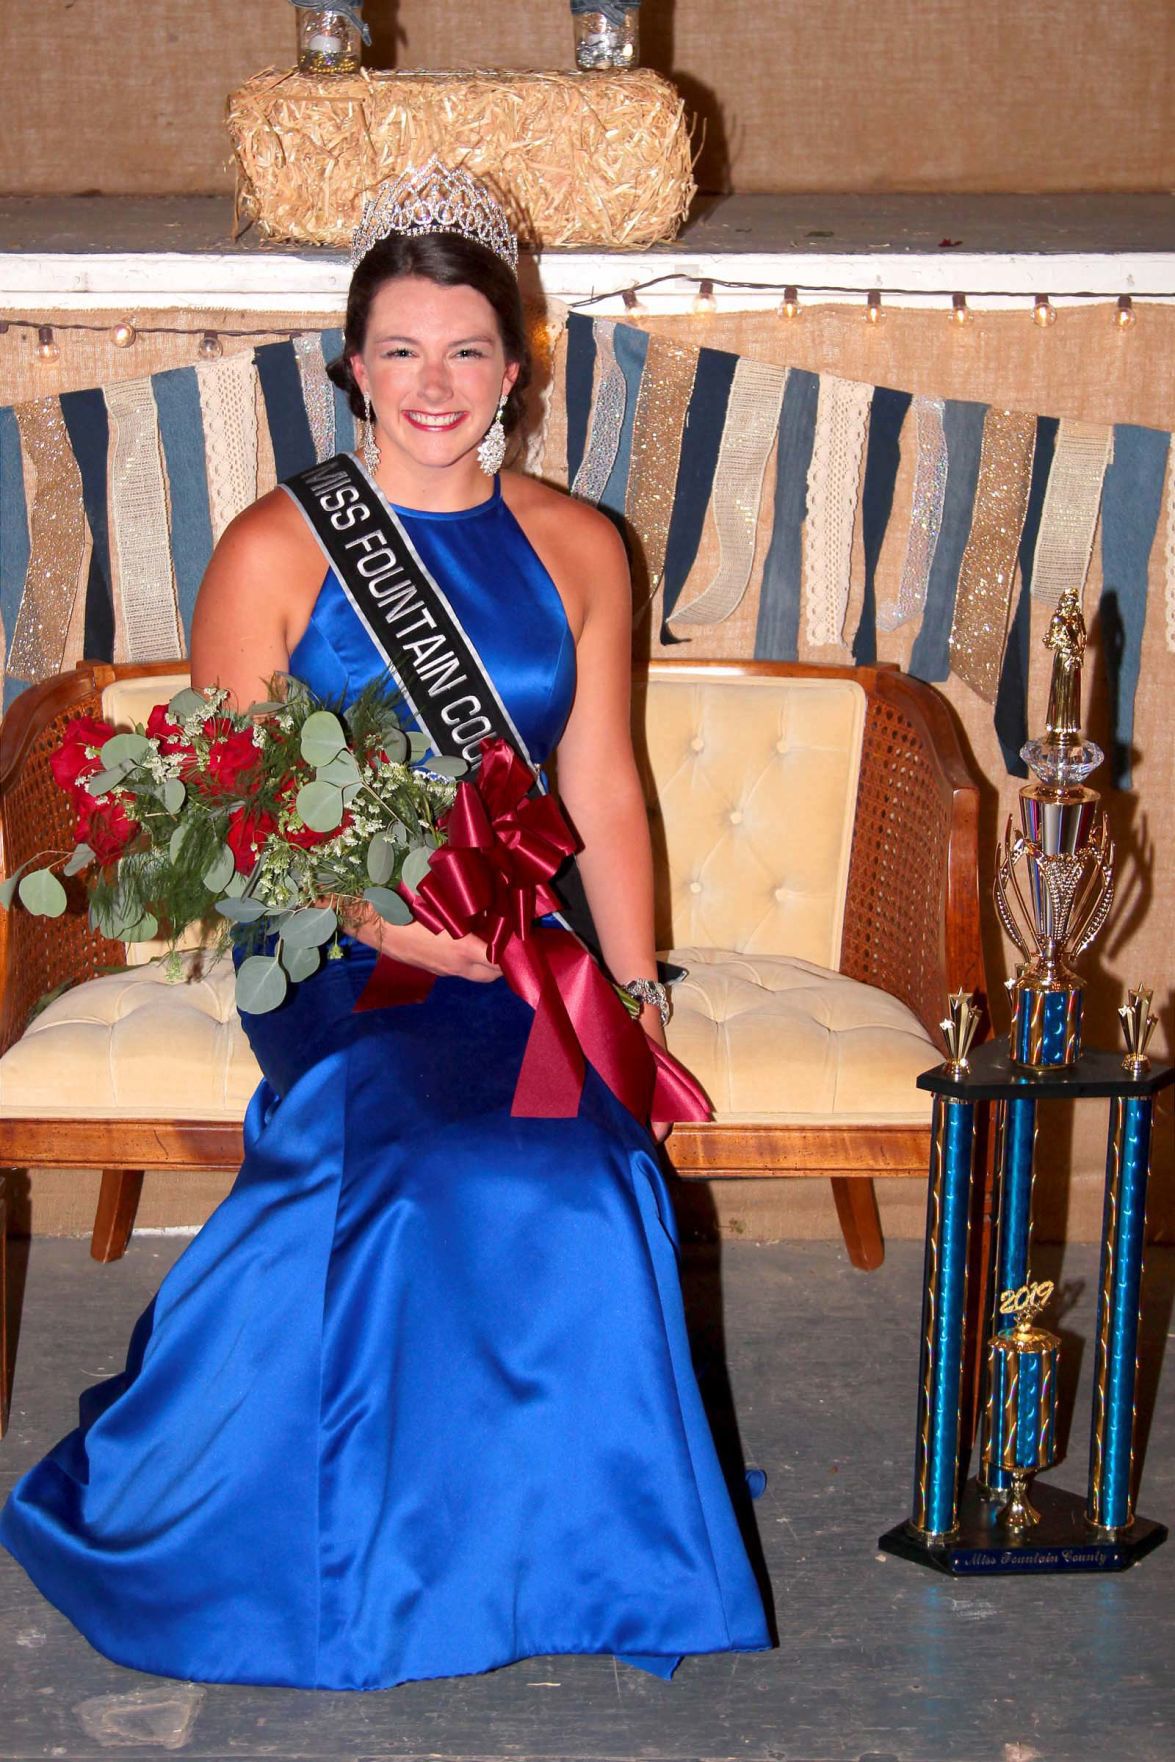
0;162;771;1689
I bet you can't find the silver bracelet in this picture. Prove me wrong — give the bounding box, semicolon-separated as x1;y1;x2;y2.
623;977;670;1027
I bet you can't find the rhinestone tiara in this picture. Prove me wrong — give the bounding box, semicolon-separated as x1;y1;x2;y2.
350;156;519;274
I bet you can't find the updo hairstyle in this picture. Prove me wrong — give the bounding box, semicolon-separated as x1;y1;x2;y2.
326;232;531;436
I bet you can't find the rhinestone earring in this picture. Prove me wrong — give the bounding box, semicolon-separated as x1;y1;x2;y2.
476;396;508;477
363;395;381;475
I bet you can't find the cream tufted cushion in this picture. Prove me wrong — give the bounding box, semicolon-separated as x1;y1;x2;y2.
101;672;190;733
637;673;865;968
0;952;258;1121
663;948;935;1124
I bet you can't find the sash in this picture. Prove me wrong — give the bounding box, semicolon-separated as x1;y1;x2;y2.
280;452;601;952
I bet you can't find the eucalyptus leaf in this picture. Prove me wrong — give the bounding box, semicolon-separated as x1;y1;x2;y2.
281;942;322;982
120;911;159;944
244;699;285;716
299;710;347;767
363;885;413;926
168;687;210;719
84;763;133;796
296;780;344;834
0;856;37;907
380;728;409;764
366;833;396;885
401;845;434;892
17;867;68;918
223;869;251;898
408;731;432;763
389;820;408;846
235;954;288;1015
168;824;190;863
281;905;338;949
215;897;269;923
202;845;236;892
425;754;468;779
315;749;361;786
161;778;186;814
63;842;95;877
100;731;151;768
342;781;362;807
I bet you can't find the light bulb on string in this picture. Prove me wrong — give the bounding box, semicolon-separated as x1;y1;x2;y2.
621;287;646;316
779;287;801;320
1033;295;1057;328
112;321;137;348
692;279;717;315
865;290;882;325
1115;295;1136;330
36;325;60;363
197;331;223;360
949;293;971;327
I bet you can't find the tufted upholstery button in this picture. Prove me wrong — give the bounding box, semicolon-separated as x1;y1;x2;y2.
688;880;703;894
773;886;788;902
729;809;743;825
690;734;704;752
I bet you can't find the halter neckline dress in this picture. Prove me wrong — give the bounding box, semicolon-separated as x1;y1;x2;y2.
0;479;771;1690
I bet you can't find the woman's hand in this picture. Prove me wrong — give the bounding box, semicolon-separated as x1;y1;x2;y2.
636;1002;673;1145
346;907;501;983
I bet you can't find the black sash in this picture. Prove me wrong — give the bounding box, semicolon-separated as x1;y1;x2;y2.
280;453;602;957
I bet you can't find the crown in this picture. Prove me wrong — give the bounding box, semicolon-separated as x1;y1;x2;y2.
350;156;519;274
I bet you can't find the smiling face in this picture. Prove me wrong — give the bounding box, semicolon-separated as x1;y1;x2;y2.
349;275;519;491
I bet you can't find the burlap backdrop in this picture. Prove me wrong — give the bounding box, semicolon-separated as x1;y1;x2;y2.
2;1;1172;197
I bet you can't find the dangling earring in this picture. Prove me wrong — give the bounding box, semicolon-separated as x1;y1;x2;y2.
363;395;381;475
477;395;508;476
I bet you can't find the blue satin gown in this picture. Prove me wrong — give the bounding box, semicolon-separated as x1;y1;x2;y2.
0;480;771;1689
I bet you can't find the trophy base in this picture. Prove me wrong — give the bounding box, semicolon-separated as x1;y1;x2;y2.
879;1480;1167;1575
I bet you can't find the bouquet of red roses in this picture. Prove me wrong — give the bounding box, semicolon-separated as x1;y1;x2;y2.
3;680;461;1014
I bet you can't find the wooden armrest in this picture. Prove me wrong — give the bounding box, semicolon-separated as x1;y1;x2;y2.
839;668;986;1048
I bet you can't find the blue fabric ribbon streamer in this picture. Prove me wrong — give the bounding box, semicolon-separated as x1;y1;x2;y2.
599;321;648;526
1099;424;1169;789
320;328;356;458
852;386;912;665
256;342;318;483
659;344;738;639
753;367;819;661
59;389;115;665
564;313;597;493
995;417;1058;775
0;404;31;705
909;399;986;683
152;367;215;646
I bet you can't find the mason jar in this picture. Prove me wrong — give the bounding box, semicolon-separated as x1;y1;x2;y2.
571;2;641;71
296;6;365;75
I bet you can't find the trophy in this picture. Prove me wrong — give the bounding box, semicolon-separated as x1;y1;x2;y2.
981;1279;1060;1529
994;587;1114;1068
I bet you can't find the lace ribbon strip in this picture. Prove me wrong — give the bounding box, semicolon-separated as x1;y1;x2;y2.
105;377;185;662
9;399;88;683
948;407;1037;702
571;319;626;505
803;374;873;649
670;356;787;629
198;352;260;547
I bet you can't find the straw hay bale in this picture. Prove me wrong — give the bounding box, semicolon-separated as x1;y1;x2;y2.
226;67;695;251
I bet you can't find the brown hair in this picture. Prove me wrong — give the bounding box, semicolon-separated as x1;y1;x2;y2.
326;232;531;434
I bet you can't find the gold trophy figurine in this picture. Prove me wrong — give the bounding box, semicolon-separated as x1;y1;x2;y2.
994;588;1115;1068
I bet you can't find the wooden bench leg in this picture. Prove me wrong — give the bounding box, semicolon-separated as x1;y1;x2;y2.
0;1176;9;1438
91;1169;145;1263
830;1176;885;1271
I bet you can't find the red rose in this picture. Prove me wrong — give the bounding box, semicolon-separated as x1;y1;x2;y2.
225;805;277;876
75;792;141;866
205;728;261;794
50;715;116;798
146;702;196;764
284;809;351;852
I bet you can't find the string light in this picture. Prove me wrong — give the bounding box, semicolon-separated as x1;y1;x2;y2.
865;290;882;325
197;331;224;360
692;278;717;315
949;293;971;327
1033;295;1057;328
779;287;801;320
111;321;137;348
1115;295;1136;330
36;325;59;363
621;287;646;315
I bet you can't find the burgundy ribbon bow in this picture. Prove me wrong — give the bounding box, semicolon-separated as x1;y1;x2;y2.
356;738;711;1126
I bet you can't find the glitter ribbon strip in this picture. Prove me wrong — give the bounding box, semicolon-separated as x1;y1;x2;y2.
0;405;30;692
153;366;215;645
256;340;318;481
803;375;873;649
293;333;336;464
754;367;820;661
948;408;1037;701
9;399;87;684
198;353;260;546
853;386;912;664
670;357;787;629
571;319;626;504
1100;422;1170;788
105;378;185;662
882;396;947;633
660;344;738;634
1030;418;1114;606
995;417;1058;775
623;335;698;598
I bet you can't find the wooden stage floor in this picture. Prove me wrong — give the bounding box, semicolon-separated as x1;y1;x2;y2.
2;1233;1172;1762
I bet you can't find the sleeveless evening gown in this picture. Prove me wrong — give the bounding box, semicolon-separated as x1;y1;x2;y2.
0;480;771;1690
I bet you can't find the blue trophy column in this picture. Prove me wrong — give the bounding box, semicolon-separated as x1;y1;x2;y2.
1087;1095;1154;1532
978;1096;1038;1495
911;1095;977;1538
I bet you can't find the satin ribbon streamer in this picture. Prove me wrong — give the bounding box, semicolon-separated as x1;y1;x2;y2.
852;385;912;664
995;417;1058;775
356;739;711;1128
753;366;819;661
